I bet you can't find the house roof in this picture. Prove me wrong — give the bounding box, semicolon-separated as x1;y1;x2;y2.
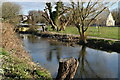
85;8;111;21
96;8;110;21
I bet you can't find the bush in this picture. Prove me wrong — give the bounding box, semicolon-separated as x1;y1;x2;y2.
2;2;21;25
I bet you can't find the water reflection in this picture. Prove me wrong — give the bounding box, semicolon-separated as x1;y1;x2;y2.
76;46;100;78
20;34;119;78
77;46;88;78
47;45;62;62
27;35;38;43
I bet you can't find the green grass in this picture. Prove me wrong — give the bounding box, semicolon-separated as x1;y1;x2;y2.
87;27;118;39
0;48;8;55
47;26;119;39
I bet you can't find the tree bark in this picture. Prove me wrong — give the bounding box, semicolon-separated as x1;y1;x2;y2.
80;32;87;44
56;57;79;80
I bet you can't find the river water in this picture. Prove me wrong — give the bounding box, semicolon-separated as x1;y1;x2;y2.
20;34;119;79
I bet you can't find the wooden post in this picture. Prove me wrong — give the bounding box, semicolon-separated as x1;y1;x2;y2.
56;57;79;80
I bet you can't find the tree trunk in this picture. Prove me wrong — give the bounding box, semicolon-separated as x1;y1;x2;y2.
80;32;87;44
59;25;65;31
56;57;79;80
77;27;87;44
59;19;69;31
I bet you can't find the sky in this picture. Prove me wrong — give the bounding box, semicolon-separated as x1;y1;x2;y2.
16;2;46;15
16;2;119;15
1;1;119;15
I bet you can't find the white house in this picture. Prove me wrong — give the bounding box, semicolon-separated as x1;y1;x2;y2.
106;13;115;26
95;9;115;26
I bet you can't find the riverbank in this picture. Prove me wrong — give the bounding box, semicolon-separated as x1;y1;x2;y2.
19;31;120;53
1;23;52;79
19;33;119;79
47;26;119;39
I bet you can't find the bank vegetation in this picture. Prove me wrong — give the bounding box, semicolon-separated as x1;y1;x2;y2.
1;23;52;80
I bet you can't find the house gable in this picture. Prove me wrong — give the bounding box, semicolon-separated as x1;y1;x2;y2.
106;13;115;26
94;9;115;26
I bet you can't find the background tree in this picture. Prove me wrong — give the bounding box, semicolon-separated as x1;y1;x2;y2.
28;10;46;24
28;10;38;25
70;1;116;44
28;10;47;32
2;2;21;24
112;8;120;26
38;10;47;23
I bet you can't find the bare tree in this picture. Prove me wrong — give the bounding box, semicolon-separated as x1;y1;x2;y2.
28;10;46;24
70;0;116;44
112;8;120;26
2;2;21;24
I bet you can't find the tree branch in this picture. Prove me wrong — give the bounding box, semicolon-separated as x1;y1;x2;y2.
84;2;116;32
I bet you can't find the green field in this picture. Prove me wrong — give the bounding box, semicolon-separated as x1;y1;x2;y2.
48;26;119;39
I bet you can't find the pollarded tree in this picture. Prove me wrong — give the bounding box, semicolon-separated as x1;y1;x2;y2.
42;1;71;31
70;1;116;44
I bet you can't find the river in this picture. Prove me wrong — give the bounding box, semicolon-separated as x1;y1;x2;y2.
19;34;119;79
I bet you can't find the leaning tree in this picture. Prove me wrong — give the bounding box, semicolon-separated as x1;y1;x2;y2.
70;0;116;44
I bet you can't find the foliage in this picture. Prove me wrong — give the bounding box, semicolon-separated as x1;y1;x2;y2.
0;48;8;55
2;2;21;24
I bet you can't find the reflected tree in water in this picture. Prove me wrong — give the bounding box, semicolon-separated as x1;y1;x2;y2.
47;45;62;62
19;34;38;43
27;35;39;43
47;49;52;61
56;46;61;62
77;46;100;78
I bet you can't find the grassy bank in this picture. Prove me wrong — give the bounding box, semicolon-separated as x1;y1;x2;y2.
0;48;51;80
1;23;52;80
48;26;119;39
